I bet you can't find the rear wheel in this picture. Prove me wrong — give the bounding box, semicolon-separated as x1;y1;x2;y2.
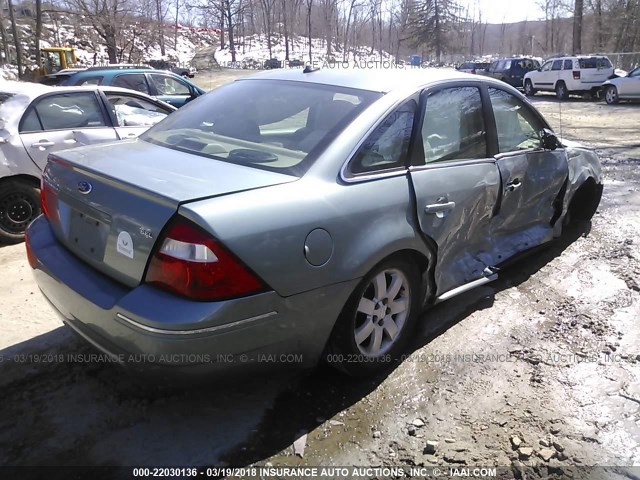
524;80;536;96
326;257;421;376
555;81;569;100
0;179;41;244
605;85;619;105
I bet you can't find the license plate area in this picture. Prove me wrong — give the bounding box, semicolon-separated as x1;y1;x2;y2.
67;207;110;261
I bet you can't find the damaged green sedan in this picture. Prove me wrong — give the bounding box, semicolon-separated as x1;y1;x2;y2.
26;68;602;376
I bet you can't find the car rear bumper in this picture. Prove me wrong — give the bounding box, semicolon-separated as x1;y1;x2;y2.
27;215;357;376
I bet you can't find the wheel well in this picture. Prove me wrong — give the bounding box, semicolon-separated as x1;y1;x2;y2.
568;177;603;221
0;174;40;190
385;248;436;306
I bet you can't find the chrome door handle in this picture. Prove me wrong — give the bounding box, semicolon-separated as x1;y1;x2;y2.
425;201;456;215
31;141;55;148
505;179;522;192
124;133;137;138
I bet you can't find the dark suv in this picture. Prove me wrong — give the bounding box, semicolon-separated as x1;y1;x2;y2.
480;57;541;88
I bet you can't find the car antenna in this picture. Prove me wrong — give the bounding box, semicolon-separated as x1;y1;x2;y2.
558;97;563;143
303;65;320;74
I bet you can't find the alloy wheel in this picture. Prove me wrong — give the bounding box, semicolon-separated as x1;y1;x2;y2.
605;86;619;104
353;268;410;357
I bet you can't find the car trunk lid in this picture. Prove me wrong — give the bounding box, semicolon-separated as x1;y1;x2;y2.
42;140;297;287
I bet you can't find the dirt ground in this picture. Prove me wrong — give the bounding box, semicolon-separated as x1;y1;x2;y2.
1;70;639;479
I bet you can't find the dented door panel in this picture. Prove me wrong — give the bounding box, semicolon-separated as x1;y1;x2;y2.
409;161;501;296
491;149;569;260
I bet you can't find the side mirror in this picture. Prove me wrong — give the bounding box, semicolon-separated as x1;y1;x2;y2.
540;128;559;151
537;67;541;72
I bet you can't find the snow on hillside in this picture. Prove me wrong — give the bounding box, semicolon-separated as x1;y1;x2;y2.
215;34;395;68
0;16;395;80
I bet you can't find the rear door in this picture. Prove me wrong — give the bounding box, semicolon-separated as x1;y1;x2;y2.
487;87;568;260
408;84;501;295
579;57;614;88
100;90;174;140
19;91;118;170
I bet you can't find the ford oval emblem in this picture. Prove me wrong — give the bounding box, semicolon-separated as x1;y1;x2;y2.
77;181;93;195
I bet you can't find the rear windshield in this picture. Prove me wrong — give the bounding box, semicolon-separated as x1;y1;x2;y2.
578;57;612;69
141;79;381;177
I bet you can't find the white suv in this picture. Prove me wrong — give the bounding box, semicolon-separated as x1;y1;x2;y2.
523;56;613;99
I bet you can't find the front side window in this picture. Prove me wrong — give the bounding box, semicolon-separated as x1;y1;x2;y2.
541;61;552;72
112;74;150;94
552;60;563;71
141;79;381;177
489;88;546;153
105;93;171;127
421;86;487;163
20;92;106;132
150;75;190;95
629;68;640;78
348;101;415;175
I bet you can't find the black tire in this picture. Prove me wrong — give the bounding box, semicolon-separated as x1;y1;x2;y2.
325;256;422;376
0;179;41;244
524;80;536;97
564;180;603;227
555;81;569;100
604;85;619;105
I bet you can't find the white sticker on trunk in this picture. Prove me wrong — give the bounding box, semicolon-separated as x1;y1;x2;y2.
117;231;134;259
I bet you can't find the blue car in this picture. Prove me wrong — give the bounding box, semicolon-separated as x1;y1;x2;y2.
60;67;205;108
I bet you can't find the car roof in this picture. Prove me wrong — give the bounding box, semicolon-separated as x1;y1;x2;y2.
235;67;492;93
0;81;171;104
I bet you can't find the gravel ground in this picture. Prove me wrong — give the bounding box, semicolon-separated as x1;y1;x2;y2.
0;71;639;479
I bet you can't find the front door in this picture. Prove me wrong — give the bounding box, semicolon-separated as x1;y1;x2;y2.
533;60;555;90
487;87;569;261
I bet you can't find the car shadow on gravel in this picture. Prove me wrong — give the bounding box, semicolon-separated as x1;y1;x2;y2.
219;222;591;466
0;224;591;469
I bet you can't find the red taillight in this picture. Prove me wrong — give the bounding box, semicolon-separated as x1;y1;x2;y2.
573;70;581;80
144;217;266;301
40;177;49;219
40;177;58;221
25;228;37;269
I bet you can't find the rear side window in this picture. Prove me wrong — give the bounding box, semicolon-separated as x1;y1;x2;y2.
113;74;150;94
20;92;107;132
422;86;487;163
489;88;545;153
563;60;573;70
578;57;612;69
349;101;415;175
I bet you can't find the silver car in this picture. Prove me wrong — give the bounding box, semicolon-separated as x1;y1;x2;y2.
26;69;603;376
603;67;640;104
0;82;176;243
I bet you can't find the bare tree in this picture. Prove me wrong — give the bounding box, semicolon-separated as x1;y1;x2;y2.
572;0;583;53
66;0;131;63
7;0;23;75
